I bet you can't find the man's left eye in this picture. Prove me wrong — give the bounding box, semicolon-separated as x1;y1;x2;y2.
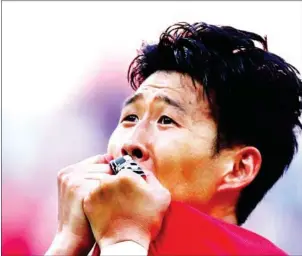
158;115;176;125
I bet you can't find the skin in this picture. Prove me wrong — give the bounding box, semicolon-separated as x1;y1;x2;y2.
108;71;262;223
46;154;170;255
46;70;262;255
83;169;171;250
46;155;114;255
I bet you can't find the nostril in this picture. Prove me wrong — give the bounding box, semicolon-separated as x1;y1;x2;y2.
121;149;128;156
132;148;143;159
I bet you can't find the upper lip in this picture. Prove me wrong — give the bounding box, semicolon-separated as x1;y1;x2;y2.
115;154;154;173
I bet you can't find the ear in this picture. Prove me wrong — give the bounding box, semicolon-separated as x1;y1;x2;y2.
217;146;262;192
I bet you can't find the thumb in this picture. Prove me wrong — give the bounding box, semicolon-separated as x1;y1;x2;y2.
78;154;114;165
97;153;114;164
144;170;162;187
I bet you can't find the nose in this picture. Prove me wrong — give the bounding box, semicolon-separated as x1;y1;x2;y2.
121;143;149;162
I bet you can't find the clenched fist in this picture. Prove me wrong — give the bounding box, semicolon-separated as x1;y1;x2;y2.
83;169;171;251
46;154;113;256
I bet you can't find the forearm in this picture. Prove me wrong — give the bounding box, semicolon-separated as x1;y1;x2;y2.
100;241;148;256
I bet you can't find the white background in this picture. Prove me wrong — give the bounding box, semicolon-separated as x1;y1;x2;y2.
2;1;302;254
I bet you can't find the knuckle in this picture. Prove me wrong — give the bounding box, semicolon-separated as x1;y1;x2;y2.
98;191;112;202
163;187;171;197
57;165;74;182
116;174;137;195
61;172;82;193
59;173;70;187
70;182;81;194
64;177;79;195
83;194;94;213
98;177;117;200
83;191;92;204
57;170;65;182
165;192;172;204
159;187;171;204
100;178;115;192
117;172;135;186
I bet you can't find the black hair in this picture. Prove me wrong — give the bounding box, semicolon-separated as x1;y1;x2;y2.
127;22;302;225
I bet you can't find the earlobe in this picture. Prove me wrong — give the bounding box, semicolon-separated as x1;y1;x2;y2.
217;147;262;192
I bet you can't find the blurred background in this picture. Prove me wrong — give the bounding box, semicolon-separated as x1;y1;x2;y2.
2;1;302;255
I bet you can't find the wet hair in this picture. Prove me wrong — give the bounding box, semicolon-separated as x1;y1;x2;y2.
127;22;302;224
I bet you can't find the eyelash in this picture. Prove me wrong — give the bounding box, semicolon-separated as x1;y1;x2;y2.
122;114;138;123
121;115;177;125
158;115;176;125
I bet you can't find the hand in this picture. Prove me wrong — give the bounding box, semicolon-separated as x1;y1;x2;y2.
83;169;171;250
46;154;113;255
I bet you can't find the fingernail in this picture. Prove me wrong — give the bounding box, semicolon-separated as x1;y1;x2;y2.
104;154;114;163
143;170;152;176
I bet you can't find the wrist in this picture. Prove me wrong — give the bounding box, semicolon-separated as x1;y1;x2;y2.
46;231;93;256
99;227;151;251
101;241;148;256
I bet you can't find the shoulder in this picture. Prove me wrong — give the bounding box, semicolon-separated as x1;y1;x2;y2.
149;202;287;256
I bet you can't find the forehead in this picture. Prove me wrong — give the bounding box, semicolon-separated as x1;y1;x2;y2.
134;71;212;115
136;71;202;103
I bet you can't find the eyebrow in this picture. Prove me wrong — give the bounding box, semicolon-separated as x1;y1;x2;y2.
123;93;144;107
123;92;186;113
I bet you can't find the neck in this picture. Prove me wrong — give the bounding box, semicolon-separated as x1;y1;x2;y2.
189;192;238;225
210;191;239;225
209;204;237;225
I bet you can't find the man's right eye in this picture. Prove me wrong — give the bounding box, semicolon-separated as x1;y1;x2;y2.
121;114;139;123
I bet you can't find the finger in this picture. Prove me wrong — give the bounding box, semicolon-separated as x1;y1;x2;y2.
98;154;114;164
144;170;163;187
83;164;112;175
70;163;112;175
78;154;113;165
84;173;111;180
78;155;104;165
84;175;117;203
117;169;146;186
82;174;117;196
80;179;101;195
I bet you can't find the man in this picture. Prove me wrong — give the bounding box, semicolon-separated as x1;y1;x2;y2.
46;22;302;255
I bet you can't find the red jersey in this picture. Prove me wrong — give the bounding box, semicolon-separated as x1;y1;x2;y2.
149;201;287;255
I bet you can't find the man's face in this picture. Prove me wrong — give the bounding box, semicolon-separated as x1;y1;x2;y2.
108;71;231;210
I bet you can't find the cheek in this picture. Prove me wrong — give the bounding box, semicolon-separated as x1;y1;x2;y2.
154;130;218;201
107;127;124;157
155;128;214;175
